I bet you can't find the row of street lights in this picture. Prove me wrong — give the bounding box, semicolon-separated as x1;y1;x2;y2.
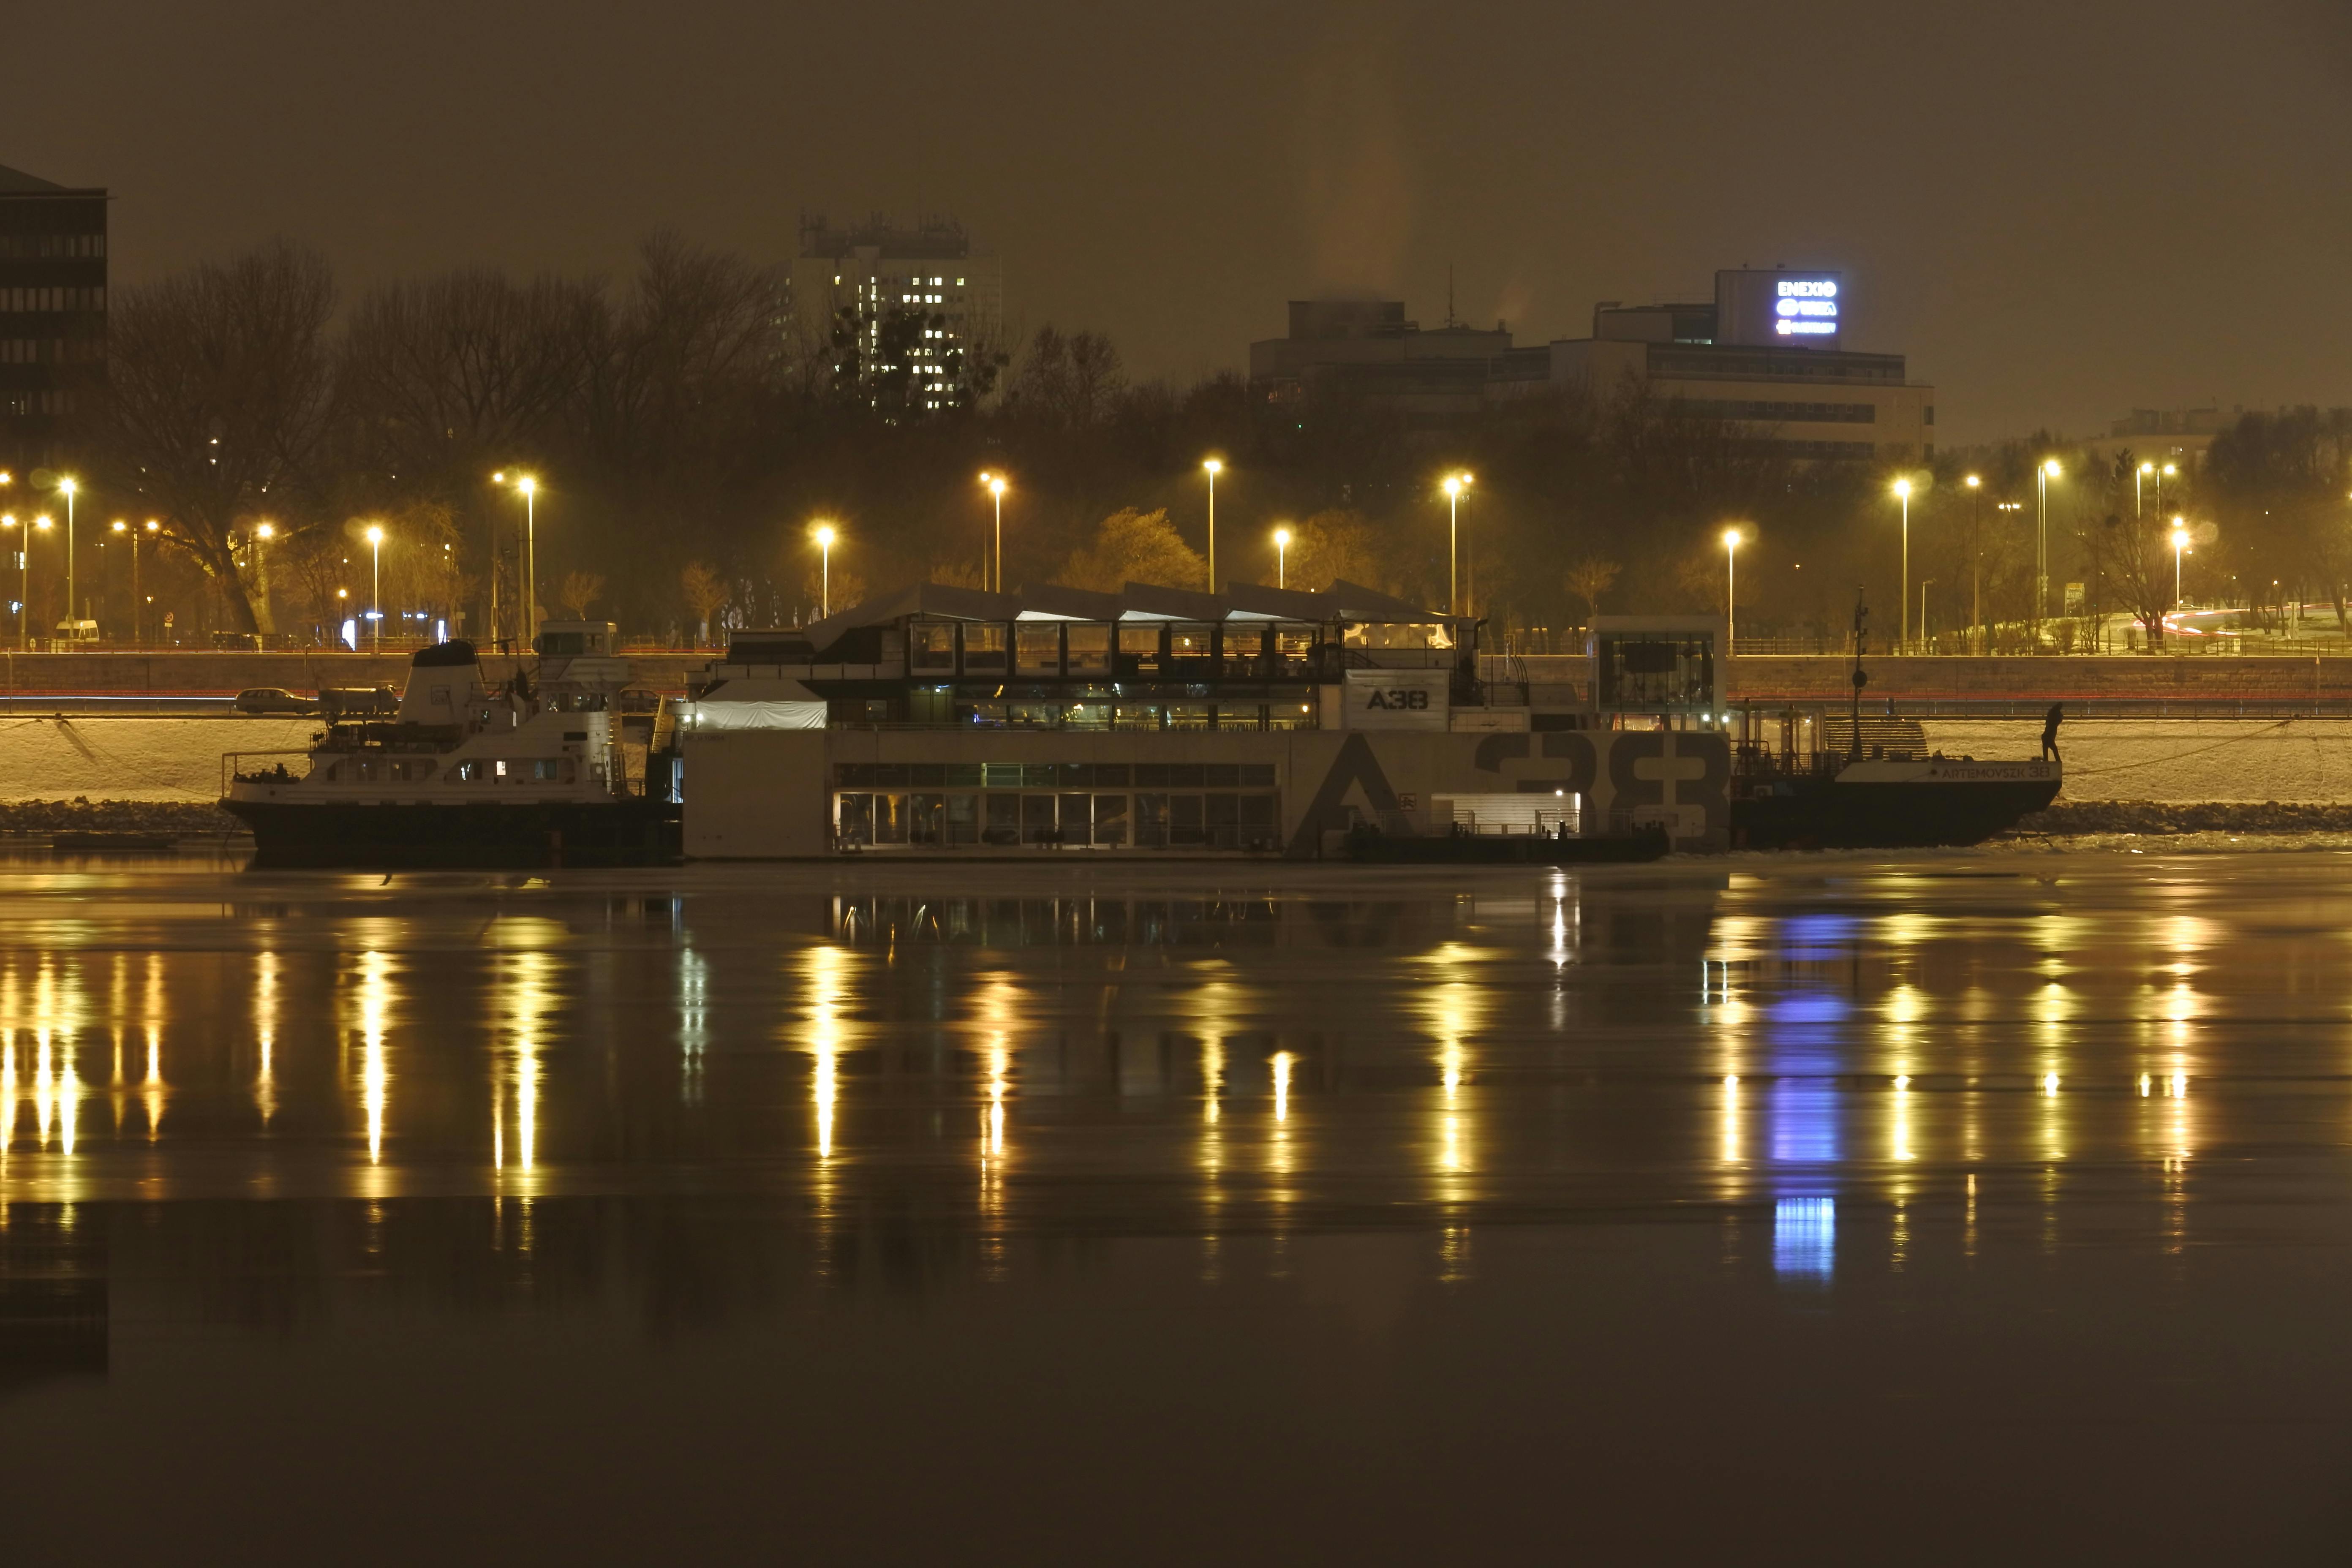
953;463;1478;609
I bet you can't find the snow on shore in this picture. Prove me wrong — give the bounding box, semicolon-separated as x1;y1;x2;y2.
0;716;316;803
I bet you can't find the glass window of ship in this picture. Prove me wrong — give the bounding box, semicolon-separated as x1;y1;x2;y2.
833;761;1280;850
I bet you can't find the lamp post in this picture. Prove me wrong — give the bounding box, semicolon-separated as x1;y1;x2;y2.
58;476;75;632
1443;472;1474;616
2036;458;2062;637
517;476;537;645
27;515;50;648
1893;477;1912;652
1963;475;1983;654
2171;518;2189;612
0;514;16;648
366;524;384;652
1273;526;1292;589
139;521;156;646
812;523;836;618
1721;527;1742;652
1201;459;1222;593
253;521;275;639
988;474;1007;591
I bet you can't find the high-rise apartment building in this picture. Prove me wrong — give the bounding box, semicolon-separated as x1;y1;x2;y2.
789;214;1002;411
0;163;107;471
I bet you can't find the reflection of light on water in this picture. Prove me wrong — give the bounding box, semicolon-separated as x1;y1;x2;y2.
679;949;708;1104
141;952;164;1140
2043;1073;2060;1096
1268;1051;1296;1205
803;945;849;1161
1766;991;1843;1167
0;1033;14;1157
1774;1198;1834;1282
34;1032;54;1148
359;950;390;1164
1720;1075;1741;1166
255;950;278;1127
1202;1037;1225;1125
1548;880;1578;970
1891;1073;1914;1162
1438;1223;1473;1283
504;950;555;1176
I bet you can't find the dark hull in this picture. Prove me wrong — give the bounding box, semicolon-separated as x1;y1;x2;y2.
1347;829;1670;865
223;798;682;868
1731;778;2061;850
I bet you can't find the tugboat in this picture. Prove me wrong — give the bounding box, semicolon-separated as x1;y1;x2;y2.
1729;594;2061;849
221;621;681;867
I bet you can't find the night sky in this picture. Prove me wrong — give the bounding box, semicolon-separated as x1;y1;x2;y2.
14;0;2351;442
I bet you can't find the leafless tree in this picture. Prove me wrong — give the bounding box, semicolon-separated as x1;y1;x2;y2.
1565;556;1621;622
337;268;602;494
98;241;338;632
680;561;727;646
553;570;606;619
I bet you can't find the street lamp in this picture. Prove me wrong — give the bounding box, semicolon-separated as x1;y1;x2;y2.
1443;471;1473;616
516;476;537;644
812;523;836;618
1893;477;1913;652
1963;475;1983;653
1273;526;1292;590
1721;527;1743;652
27;515;50;649
366;524;385;652
253;521;275;640
2036;457;2062;636
57;476;76;633
140;521;157;646
2171;517;2190;611
0;514;16;649
977;472;1008;592
1201;458;1222;593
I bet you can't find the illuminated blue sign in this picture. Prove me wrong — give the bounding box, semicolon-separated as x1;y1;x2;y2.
1773;278;1839;338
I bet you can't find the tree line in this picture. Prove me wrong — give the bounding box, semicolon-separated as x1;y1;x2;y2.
40;234;2352;652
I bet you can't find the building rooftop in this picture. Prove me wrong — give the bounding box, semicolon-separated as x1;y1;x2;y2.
0;163;65;193
799;212;972;260
799;579;1457;645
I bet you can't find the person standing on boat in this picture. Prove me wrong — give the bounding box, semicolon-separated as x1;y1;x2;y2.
2041;703;2063;762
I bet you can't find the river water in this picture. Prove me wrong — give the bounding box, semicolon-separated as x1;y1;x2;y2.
0;852;2347;1562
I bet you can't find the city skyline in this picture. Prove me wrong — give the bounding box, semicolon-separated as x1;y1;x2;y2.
8;0;2350;445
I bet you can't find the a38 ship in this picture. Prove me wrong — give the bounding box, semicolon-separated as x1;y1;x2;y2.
220;621;681;868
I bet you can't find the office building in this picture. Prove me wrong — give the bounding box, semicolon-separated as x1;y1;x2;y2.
1514;269;1934;461
1250;267;1936;461
789;214;1002;412
1248;300;1512;425
0;163;107;471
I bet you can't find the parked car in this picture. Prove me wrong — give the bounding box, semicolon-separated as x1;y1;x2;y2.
234;687;320;716
212;632;264;651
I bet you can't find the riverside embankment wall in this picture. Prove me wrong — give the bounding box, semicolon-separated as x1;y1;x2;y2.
5;648;2344;706
0;649;703;698
1487;653;2352;708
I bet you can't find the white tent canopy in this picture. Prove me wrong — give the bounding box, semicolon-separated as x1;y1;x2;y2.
683;677;827;730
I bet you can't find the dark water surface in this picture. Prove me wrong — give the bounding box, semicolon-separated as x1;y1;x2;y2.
1;852;2349;1562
